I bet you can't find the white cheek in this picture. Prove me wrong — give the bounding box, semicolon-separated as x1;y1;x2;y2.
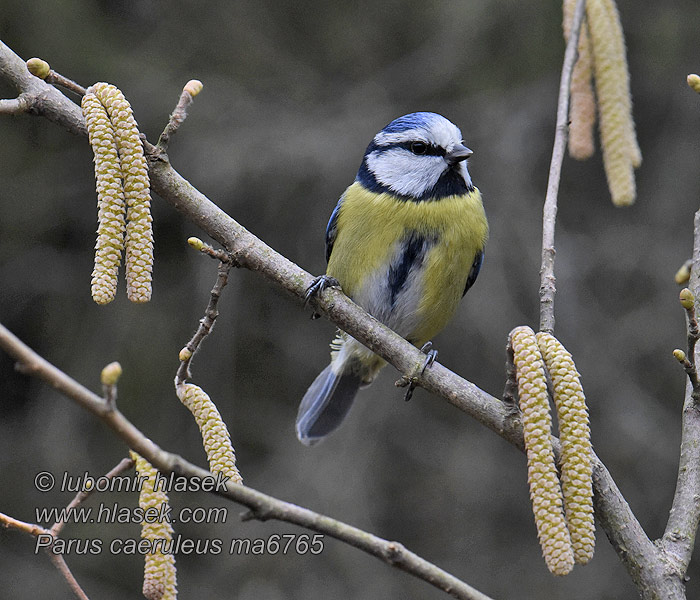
366;149;445;198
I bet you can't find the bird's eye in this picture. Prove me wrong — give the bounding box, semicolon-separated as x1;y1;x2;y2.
410;142;427;155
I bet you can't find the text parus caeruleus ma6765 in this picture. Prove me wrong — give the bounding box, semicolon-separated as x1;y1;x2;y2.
297;112;488;445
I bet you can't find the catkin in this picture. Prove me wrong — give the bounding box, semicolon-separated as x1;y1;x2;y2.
82;91;126;304
92;82;154;302
563;0;596;159
177;383;242;484
586;0;639;205
536;332;595;564
601;0;641;168
510;326;574;576
130;452;177;600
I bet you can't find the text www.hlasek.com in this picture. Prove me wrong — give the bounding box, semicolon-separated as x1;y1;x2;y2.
35;502;227;525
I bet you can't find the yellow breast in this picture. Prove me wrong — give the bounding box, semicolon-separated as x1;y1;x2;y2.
326;182;488;345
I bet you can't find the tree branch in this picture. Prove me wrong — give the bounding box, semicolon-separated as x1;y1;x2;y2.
662;209;700;578
0;512;91;600
176;248;233;385
50;458;134;538
47;554;91;600
539;0;586;334
0;93;31;114
0;40;87;135
0;36;692;599
0;322;492;600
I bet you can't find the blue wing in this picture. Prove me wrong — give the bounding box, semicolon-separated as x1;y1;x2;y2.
463;250;484;296
325;196;344;263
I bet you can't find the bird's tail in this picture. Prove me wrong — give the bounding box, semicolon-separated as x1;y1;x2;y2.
295;363;362;445
296;334;385;445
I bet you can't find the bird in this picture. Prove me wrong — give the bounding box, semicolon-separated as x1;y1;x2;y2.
296;111;488;445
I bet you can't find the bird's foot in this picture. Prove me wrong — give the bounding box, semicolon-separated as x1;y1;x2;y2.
395;341;438;401
418;341;438;375
304;275;340;319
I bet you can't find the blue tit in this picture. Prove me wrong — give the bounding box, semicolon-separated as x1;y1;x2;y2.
296;112;488;445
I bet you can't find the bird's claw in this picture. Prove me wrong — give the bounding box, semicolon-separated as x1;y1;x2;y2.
304;275;341;319
419;341;438;376
401;342;438;401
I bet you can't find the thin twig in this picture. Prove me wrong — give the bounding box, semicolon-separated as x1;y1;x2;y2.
189;237;232;262
44;70;86;96
24;57;86;96
539;0;586;334
674;350;700;406
176;257;233;385
47;554;91;600
50;457;134;538
157;81;202;151
0;512;91;600
0;511;51;537
674;288;700;402
0;322;493;600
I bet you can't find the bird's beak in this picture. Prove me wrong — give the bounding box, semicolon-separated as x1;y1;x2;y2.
445;143;473;164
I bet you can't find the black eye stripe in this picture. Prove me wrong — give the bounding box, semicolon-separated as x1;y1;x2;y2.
397;141;446;157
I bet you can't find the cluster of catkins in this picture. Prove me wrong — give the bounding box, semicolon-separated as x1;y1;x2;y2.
82;82;154;304
510;326;595;576
563;0;641;206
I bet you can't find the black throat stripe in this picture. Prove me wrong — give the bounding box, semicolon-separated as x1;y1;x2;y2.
388;232;435;307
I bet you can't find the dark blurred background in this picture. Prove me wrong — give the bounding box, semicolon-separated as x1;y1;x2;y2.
2;1;700;598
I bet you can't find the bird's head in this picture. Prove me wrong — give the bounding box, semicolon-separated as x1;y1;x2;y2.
356;112;474;202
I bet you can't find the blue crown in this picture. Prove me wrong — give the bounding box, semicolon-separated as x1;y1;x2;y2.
380;112;441;134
